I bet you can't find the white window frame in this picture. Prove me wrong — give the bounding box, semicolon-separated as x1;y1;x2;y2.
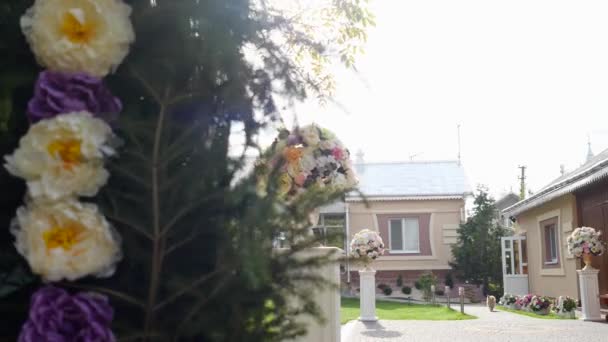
544;224;558;265
388;218;420;253
315;213;346;248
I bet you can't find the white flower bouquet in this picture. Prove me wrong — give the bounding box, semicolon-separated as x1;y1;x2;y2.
567;226;605;257
350;229;385;267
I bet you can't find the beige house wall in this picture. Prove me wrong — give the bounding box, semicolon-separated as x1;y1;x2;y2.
514;194;580;299
347;199;465;271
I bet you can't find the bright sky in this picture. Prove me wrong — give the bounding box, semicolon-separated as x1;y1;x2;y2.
279;0;608;197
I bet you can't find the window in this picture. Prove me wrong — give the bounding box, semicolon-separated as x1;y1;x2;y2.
312;214;346;248
544;223;558;264
389;218;420;253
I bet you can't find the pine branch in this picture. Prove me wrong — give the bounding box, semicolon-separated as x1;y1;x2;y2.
153;268;225;312
58;282;145;308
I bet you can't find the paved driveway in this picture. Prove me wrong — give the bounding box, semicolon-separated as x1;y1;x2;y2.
341;305;608;342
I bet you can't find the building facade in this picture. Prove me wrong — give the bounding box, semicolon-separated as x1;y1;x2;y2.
503;148;608;302
317;160;472;292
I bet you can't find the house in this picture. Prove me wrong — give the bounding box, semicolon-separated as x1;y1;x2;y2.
502;148;608;301
317;160;472;292
495;192;520;229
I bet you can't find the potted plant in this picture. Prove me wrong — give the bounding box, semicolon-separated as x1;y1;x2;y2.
518;294;533;311
554;296;577;319
567;226;605;270
499;294;517;309
530;295;552;315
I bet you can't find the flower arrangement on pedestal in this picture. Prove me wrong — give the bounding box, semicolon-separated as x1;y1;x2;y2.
530;295;552;315
567;226;605;269
257;123;358;201
350;229;386;269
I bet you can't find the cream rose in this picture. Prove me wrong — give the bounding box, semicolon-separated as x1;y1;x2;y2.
4;111;115;200
21;0;135;77
11;199;122;282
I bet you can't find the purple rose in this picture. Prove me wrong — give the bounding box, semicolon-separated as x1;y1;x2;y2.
28;71;122;123
19;286;115;342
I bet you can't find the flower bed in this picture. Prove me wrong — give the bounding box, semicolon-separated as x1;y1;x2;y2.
498;294;576;319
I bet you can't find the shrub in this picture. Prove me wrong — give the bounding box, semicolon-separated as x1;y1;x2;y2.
402;286;412;295
417;272;438;302
434;289;445;296
377;283;388;290
487;282;503;299
414;281;422;290
444;272;454;289
396;274;403;287
562;297;577;312
382;286;393;296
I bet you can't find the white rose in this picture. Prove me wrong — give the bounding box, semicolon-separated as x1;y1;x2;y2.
21;0;135;77
11;199;122;282
4;112;114;200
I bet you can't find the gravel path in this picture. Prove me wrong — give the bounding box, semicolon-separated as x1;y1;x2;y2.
341;305;608;342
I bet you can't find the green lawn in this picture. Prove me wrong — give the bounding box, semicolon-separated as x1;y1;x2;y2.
497;306;573;320
340;297;476;324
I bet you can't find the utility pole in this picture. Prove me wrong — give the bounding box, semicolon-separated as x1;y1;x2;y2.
518;166;527;200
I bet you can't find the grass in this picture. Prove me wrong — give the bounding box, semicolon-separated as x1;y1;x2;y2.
497;305;573;320
340;297;476;324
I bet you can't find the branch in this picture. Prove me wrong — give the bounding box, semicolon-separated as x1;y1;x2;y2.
153;269;225;312
129;65;162;104
106;215;153;240
58;283;145;308
173;275;232;341
165;229;208;256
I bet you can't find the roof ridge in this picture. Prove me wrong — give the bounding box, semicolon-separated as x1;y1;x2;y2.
355;160;461;165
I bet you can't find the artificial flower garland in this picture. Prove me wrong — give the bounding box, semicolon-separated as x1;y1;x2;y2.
3;0;135;339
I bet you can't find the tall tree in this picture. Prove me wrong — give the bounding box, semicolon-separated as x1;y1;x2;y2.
0;0;373;340
450;187;509;295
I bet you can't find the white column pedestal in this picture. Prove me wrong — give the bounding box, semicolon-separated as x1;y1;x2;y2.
577;267;602;322
359;269;378;322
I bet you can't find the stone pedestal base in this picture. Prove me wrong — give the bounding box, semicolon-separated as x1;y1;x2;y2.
358;269;378;322
577;267;602;321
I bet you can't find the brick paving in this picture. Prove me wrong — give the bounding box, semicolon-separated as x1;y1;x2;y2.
341;305;608;342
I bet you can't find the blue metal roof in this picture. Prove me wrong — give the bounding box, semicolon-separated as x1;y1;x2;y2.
349;161;471;198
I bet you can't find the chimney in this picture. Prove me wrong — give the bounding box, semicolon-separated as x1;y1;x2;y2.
560;164;565;176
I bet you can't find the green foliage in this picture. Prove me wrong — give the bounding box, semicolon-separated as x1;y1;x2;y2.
381;286;392;296
414;280;421;290
0;0;372;340
396;274;403;287
444;272;454;289
487;282;503;299
562;297;577;312
401;286;412;295
450;186;510;296
417;272;437;302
